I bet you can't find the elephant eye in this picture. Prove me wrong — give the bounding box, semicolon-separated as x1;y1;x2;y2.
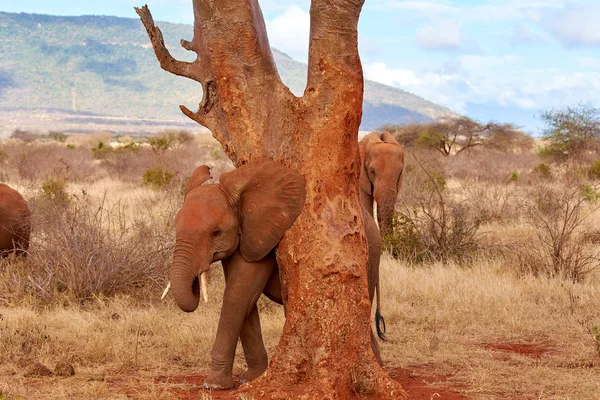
211;229;221;237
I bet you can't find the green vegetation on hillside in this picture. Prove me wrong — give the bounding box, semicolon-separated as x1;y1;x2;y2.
0;11;455;130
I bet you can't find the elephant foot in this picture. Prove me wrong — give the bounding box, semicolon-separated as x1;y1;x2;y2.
203;371;234;390
239;364;267;384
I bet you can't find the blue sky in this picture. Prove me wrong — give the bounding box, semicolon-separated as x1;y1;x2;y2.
2;0;600;134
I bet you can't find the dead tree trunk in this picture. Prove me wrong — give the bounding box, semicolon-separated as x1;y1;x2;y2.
137;1;406;398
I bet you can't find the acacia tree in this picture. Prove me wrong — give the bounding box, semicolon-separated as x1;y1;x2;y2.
414;116;516;156
539;103;600;162
136;1;406;399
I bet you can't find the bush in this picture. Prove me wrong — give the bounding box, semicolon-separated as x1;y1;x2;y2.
533;163;552;179
143;166;175;189
46;131;68;142
384;158;482;263
589;160;600;180
539;103;600;162
148;132;175;153
6;192;174;301
92;141;113;160
11;129;38;143
40;178;70;204
581;184;600;203
520;182;600;282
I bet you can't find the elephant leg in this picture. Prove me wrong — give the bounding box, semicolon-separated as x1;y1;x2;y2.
363;206;385;365
238;265;287;383
238;304;268;383
203;251;276;390
262;267;283;305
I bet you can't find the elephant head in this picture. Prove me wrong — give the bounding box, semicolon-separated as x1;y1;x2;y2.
359;132;404;236
170;159;306;313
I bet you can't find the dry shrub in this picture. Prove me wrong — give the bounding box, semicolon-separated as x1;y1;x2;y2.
513;181;600;282
100;135;233;187
461;179;523;223
399;148;446;206
445;146;540;183
2;189;175;302
1;141;103;182
385;155;483;263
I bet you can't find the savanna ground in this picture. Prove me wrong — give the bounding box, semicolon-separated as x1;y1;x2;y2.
1;129;600;399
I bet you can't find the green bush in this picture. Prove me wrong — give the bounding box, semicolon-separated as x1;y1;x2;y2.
117;140;140;153
40;178;70;203
533;163;552;179
581;184;600;202
589;160;600;180
46;131;68;142
92;141;113;159
510;170;520;182
142;166;175;189
382;213;425;263
148;132;175;152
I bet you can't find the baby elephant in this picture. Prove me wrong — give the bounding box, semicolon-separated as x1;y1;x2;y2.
168;159;385;390
0;184;31;257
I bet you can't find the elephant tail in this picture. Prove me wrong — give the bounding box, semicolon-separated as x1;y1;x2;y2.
375;280;387;341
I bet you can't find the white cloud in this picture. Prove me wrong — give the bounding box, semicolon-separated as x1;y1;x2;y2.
540;3;600;47
364;62;420;86
363;58;600;118
415;20;462;50
265;5;310;62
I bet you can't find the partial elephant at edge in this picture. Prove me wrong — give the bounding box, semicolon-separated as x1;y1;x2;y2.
0;183;31;258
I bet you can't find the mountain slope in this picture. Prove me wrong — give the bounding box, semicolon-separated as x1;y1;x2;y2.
0;12;455;131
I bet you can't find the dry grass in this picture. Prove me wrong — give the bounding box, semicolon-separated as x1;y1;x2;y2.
1;257;599;399
379;255;600;399
2;131;600;399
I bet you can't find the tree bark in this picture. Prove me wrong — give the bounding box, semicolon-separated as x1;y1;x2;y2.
137;1;407;398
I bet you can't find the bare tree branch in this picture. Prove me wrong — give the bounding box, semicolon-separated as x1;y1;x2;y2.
135;6;202;82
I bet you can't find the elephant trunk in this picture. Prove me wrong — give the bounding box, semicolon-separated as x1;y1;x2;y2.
170;241;210;313
376;192;397;238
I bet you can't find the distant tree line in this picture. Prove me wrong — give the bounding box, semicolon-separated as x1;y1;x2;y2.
380;103;600;163
380;116;532;155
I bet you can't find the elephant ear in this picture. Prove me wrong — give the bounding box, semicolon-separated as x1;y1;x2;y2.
185;165;212;197
220;159;306;262
381;131;401;146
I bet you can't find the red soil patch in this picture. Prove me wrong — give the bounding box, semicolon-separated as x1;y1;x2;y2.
481;342;553;360
387;366;467;400
106;366;467;399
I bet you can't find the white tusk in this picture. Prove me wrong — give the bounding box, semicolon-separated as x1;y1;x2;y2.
373;200;380;229
161;281;171;300
200;272;209;302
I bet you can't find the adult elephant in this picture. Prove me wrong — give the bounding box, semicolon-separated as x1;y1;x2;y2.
0;184;31;258
359;131;405;237
169;159;385;390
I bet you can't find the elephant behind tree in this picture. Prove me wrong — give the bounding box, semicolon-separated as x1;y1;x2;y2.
169;159;385;390
0;184;31;257
359;131;405;237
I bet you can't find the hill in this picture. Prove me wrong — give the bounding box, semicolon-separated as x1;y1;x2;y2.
0;12;456;135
